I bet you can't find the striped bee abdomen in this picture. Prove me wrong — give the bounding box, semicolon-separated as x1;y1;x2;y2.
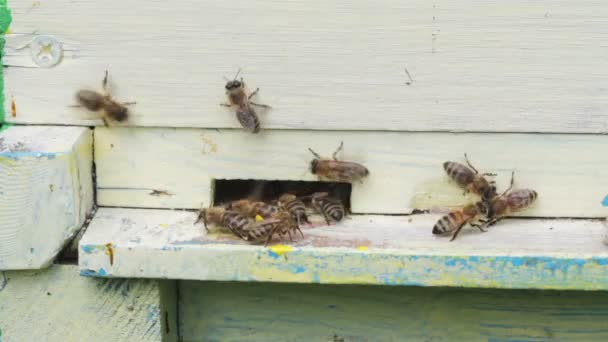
312;196;345;224
283;198;309;224
432;211;466;235
443;161;475;186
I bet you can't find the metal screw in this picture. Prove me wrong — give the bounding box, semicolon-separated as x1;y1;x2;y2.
29;35;63;68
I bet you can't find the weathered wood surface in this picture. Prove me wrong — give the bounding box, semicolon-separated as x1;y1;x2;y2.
5;0;608;132
0;126;93;270
79;208;608;290
0;264;176;342
179;281;608;342
95;127;608;216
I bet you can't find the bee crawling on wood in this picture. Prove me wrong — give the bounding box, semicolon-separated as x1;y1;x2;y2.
73;70;136;126
266;209;305;246
443;153;497;201
228;199;279;219
477;172;538;229
221;68;271;134
195;206;279;243
432;201;488;241
311;192;346;225
277;193;311;227
308;142;369;183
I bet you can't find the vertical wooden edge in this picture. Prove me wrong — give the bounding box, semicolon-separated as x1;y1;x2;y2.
159;280;179;342
0;0;12;123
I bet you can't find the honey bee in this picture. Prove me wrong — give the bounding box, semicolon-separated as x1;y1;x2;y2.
266;209;304;245
432;202;487;241
221;68;271;133
195;206;278;243
478;173;538;228
443;153;497;200
277;193;310;226
308;142;369;183
74;70;136;126
311;192;346;225
228;199;279;219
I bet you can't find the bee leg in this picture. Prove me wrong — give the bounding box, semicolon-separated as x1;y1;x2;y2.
248;88;260;99
102;70;110;95
332;141;344;161
220;103;232;107
296;226;305;239
470;222;487;233
501;171;516;196
287;230;293;242
449;222;468;242
101;116;110;127
121;101;137;106
322;213;332;225
484;217;504;228
249;101;272;109
463;153;479;174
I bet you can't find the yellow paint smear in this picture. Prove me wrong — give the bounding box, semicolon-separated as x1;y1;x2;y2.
269;244;294;256
356;246;369;251
159;223;169;228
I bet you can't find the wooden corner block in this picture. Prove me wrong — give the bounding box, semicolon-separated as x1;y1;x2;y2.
0;126;93;270
0;264;177;342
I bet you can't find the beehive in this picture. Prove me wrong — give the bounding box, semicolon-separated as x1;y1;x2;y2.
2;0;608;340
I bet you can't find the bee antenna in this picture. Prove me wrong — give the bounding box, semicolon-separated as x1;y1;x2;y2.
308;148;321;159
233;67;242;81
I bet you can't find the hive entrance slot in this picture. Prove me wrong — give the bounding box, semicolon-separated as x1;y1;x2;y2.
212;179;352;211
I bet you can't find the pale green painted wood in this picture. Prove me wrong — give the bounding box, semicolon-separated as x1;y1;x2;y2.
0;264;177;342
179;281;608;342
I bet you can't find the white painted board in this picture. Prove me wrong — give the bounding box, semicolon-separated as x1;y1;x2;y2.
79;208;608;290
0;126;93;270
95;127;608;217
0;264;175;342
5;0;608;133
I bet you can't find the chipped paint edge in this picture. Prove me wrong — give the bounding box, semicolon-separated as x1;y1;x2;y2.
0;0;12;123
79;244;608;291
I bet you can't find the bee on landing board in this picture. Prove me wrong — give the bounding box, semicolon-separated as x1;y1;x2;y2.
195;206;279;243
74;70;136;126
432;202;488;241
478;172;538;229
221;68;271;133
228;199;279;219
277;193;310;227
266;209;304;246
311;192;346;225
308;142;369;183
443;153;497;201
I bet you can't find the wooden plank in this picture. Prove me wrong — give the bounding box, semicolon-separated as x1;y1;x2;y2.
4;0;608;133
79;208;608;290
95;127;608;217
0;264;170;342
179;281;608;342
0;125;93;270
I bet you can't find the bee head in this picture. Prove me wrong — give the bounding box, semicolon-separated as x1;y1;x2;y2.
310;159;319;174
225;80;243;91
481;184;497;201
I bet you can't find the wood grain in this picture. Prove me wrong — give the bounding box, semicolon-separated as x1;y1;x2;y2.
0;126;93;270
79;207;608;289
5;0;608;132
179;281;608;342
0;265;170;342
95;127;608;217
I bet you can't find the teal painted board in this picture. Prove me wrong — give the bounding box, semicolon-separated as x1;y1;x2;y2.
179;281;608;342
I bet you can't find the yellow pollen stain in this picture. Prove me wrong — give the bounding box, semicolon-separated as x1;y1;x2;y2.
255;215;264;222
356;246;369;251
269;244;294;256
159;223;169;228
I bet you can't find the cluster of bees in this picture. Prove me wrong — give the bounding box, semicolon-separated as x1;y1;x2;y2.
433;154;538;241
73;70;537;244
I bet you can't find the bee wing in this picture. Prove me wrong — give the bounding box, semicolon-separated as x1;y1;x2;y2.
235;107;260;133
317;160;368;182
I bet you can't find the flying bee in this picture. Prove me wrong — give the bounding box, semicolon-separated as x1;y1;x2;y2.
228;199;278;219
311;192;346;225
277;193;310;227
478;172;538;229
432;201;488;241
221;68;271;133
74;70;136;126
443;153;497;201
308;142;369;183
195;206;278;243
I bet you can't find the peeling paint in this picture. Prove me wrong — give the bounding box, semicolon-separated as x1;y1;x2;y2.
602;195;608;207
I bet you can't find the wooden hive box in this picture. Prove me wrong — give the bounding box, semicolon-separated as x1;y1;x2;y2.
3;0;608;340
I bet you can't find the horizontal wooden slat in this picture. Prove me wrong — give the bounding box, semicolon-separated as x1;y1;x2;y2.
79;208;608;290
0;125;93;270
5;0;608;132
95;127;608;217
